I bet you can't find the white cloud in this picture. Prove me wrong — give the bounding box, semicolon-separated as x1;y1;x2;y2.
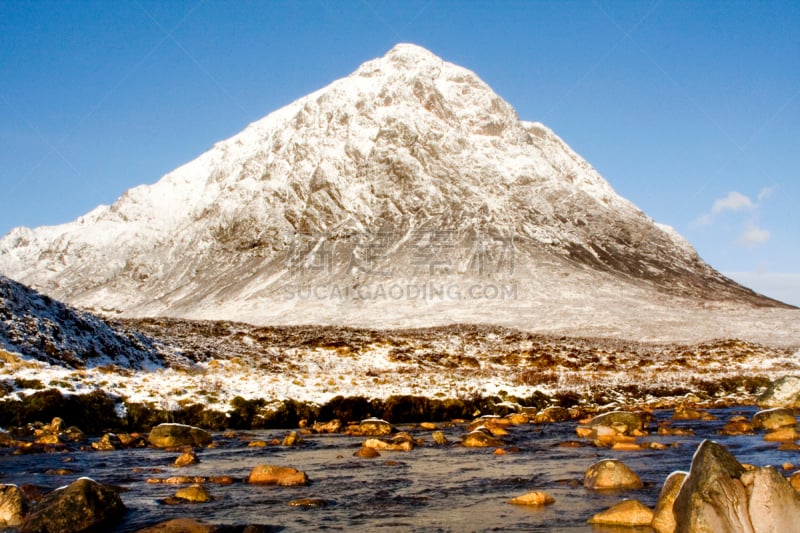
757;185;777;203
739;225;770;246
692;213;712;227
712;191;753;215
695;187;778;247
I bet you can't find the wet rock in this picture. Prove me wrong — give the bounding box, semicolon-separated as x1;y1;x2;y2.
136;518;218;532
354;447;381;458
362;438;413;452
35;434;61;445
420;422;437;430
584;411;646;436
658;426;694;436
92;433;123;451
583;459;643;490
44;469;75;476
673;440;750;532
173;484;211;503
281;431;303;447
147;476;208;485
789;472;800;492
672;403;716;421
0;484;28;527
610;442;643;451
506;413;530;425
174;449;199;467
248;440;269;447
719;419;754;436
651;471;687;533
63;426;86;442
18;485;47;504
432;431;449;445
741;466;800;533
354;418;394;436
758;376;800;408
248;465;309;486
532;406;570;423
288;498;329;507
49;417;65;433
118;433;147;447
20;477;125;533
764;426;800;442
135;518;282;532
508;491;554;506
461;430;502;448
148;424;213;448
469;416;511;431
752;408;796;430
587;499;653;526
312;419;343;433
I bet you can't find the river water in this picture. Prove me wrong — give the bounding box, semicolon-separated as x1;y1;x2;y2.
1;407;794;532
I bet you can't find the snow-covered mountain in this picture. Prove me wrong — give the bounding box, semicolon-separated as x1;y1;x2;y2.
0;274;166;368
0;44;794;341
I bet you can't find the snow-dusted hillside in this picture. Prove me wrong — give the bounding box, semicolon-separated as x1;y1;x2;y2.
0;274;167;368
0;44;795;342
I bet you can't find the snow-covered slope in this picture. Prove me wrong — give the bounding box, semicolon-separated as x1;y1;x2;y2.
0;274;166;368
0;44;793;339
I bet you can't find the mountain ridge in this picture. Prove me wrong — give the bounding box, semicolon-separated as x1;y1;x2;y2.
0;44;795;342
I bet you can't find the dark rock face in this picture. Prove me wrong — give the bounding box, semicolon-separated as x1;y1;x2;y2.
148;423;213;448
20;477;125;533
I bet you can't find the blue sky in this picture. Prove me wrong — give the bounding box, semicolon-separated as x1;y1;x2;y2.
1;1;798;305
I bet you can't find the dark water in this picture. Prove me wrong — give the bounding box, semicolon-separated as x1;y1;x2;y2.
1;407;794;532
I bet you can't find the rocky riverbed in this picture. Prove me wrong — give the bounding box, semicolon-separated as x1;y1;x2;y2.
2;385;800;532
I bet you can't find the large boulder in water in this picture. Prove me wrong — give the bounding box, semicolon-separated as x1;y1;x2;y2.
248;465;309;486
584;459;643;490
742;466;800;533
148;424;213;448
354;418;394;436
752;408;796;430
585;411;646;435
20;477;125;533
0;485;27;527
757;376;800;408
587;499;653;526
651;471;687;533
673;439;800;532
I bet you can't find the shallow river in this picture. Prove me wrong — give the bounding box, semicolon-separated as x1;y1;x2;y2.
1;407;795;532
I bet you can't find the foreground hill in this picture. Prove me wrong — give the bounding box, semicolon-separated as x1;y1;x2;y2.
0;274;167;369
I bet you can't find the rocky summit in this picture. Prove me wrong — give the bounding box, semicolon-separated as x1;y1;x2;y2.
0;44;796;343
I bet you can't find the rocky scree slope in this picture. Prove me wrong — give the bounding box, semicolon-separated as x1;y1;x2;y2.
0;274;169;369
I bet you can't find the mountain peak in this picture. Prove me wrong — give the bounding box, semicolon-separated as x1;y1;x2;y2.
0;45;794;341
384;42;442;63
